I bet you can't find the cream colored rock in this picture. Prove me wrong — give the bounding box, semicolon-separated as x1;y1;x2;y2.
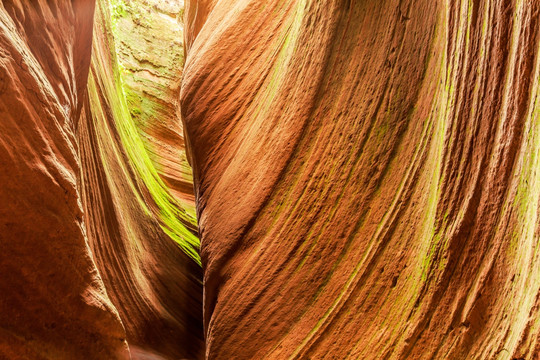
112;0;194;207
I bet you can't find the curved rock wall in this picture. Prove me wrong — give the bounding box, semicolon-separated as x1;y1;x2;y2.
181;0;540;359
0;1;129;358
0;0;202;358
80;1;203;358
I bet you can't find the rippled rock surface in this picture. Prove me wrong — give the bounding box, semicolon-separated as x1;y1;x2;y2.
182;1;540;359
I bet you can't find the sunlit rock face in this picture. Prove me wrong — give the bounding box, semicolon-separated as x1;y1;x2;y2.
0;1;129;358
80;1;203;359
110;0;194;207
182;1;540;359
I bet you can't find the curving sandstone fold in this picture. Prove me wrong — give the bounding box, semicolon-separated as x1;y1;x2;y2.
0;1;128;358
182;0;540;359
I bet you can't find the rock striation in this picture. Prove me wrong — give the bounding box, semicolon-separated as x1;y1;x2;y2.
181;0;540;359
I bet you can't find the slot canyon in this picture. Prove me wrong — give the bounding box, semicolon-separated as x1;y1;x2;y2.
0;0;539;359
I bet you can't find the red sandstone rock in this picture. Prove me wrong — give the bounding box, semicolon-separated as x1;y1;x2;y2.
182;1;540;359
0;1;202;358
0;1;129;358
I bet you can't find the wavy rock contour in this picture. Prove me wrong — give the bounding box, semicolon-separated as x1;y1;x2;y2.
0;1;128;358
181;1;540;359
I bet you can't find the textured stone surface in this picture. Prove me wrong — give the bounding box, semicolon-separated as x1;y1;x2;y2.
80;1;203;358
0;1;129;358
182;1;540;359
2;0;540;358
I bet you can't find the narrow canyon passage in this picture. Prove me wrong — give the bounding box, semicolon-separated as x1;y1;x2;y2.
82;0;203;358
0;0;540;359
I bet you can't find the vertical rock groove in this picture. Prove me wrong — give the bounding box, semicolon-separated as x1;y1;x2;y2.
182;0;540;359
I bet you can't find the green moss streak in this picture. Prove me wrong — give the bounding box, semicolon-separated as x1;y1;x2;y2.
96;0;200;264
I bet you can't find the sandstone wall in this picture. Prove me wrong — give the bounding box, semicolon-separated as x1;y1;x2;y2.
0;1;129;358
182;1;540;358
